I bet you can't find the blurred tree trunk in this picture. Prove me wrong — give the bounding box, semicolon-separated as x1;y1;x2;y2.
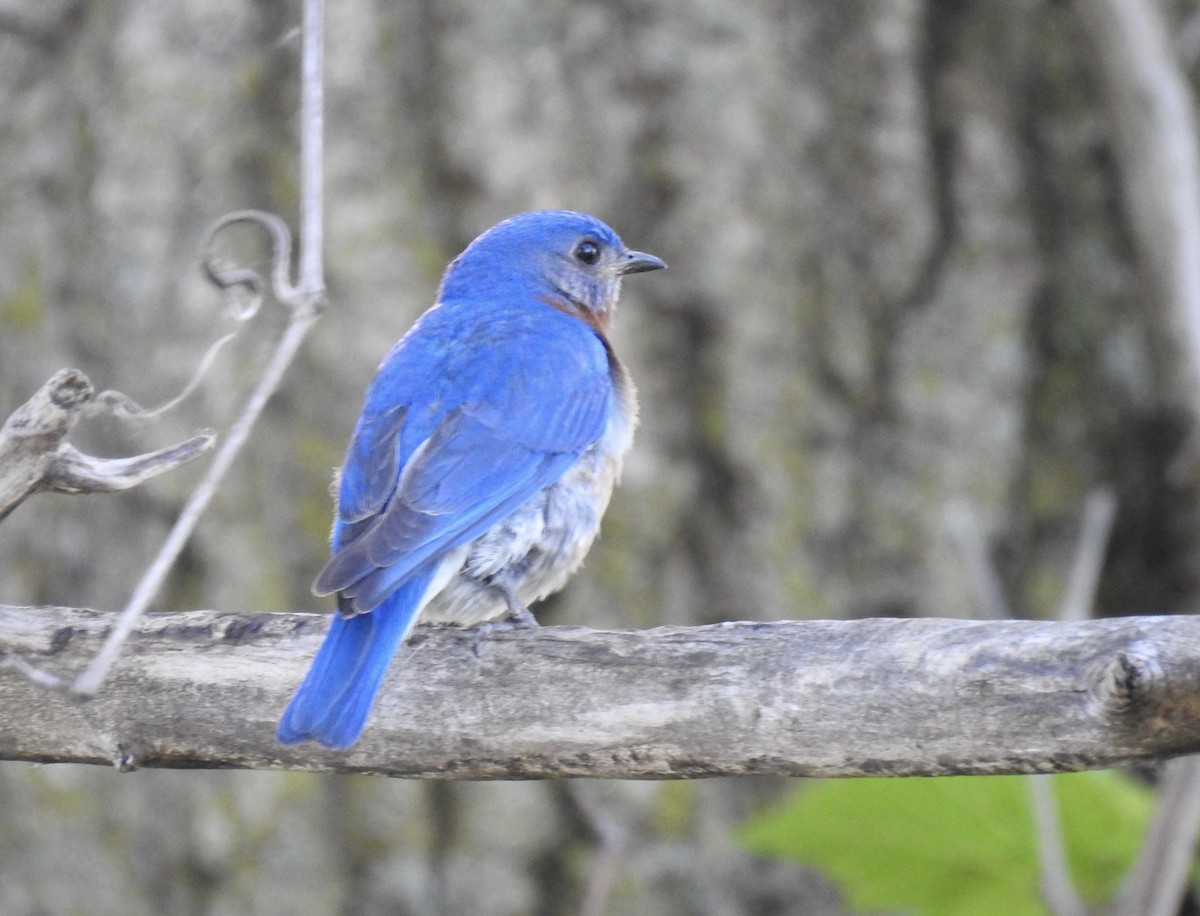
0;0;1196;913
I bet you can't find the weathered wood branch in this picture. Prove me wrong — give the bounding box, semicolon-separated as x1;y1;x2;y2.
0;369;215;522
2;605;1199;778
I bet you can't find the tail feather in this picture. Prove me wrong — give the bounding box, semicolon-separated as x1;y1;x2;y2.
277;571;433;749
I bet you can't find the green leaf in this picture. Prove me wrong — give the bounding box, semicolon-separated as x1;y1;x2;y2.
735;771;1153;915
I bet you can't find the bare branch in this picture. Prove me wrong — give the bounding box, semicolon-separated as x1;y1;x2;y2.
44;441;216;494
0;368;92;520
0;369;214;523
2;607;1200;777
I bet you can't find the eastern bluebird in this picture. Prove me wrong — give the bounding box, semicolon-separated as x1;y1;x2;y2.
277;210;665;748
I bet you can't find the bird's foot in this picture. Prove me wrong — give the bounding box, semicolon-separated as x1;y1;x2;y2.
471;583;540;657
495;581;541;628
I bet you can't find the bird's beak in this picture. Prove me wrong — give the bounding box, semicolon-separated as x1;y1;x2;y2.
618;250;667;275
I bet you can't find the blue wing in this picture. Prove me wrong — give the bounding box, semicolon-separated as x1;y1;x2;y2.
316;299;615;614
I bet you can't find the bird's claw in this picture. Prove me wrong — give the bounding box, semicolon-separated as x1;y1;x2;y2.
471;584;541;657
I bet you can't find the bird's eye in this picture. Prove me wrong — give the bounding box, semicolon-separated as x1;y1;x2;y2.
574;240;601;265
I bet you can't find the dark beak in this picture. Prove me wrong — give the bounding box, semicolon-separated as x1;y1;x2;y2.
619;250;667;275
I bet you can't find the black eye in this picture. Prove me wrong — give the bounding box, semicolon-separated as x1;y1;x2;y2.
574;240;601;265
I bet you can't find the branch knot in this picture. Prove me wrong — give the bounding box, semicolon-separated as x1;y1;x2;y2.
1087;648;1165;721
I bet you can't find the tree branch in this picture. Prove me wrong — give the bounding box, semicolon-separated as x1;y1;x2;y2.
2;606;1199;778
0;369;214;523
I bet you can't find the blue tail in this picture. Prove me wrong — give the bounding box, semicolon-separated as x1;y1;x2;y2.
277;572;433;749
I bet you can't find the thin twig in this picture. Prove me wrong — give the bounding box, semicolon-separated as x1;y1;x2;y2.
299;0;324;297
201;209;301;314
1028;776;1087;916
1113;758;1200;916
1026;488;1118;915
563;783;629;916
1057;488;1117;623
1;650;79;690
67;0;327;697
949;496;1114;916
944;502;1011;619
89;331;240;422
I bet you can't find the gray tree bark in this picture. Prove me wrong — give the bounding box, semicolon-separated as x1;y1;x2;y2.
3;606;1200;778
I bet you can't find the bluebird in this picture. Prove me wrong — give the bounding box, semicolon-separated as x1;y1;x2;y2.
277;210;665;748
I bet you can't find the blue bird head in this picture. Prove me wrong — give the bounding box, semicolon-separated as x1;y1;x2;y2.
438;210;665;334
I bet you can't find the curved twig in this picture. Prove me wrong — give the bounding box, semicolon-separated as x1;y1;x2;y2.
200;209;310;317
85;204;323;430
89;331;239;423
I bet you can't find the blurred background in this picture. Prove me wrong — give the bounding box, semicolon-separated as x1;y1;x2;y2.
1;0;1197;913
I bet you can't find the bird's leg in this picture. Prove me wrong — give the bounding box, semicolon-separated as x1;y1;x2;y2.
471;581;539;658
494;581;540;628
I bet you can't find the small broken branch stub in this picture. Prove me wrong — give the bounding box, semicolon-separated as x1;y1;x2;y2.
0;369;215;522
